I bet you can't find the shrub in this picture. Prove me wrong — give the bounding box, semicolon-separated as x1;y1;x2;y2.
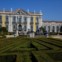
0;27;8;35
49;32;58;35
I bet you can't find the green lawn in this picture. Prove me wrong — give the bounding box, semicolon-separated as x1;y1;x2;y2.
0;37;62;62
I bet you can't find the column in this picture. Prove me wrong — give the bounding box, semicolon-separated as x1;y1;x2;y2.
15;15;19;36
38;16;42;28
8;15;13;32
2;15;6;27
27;16;30;32
33;16;36;32
22;16;24;31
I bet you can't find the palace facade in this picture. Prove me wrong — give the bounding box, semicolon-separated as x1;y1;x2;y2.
0;9;42;36
0;9;62;36
43;21;62;33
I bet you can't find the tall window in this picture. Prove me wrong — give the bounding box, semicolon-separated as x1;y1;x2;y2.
18;25;22;31
48;26;50;32
19;16;22;23
13;16;16;23
6;25;8;30
36;25;38;30
24;25;27;31
0;15;2;23
24;17;27;24
30;17;33;23
36;17;39;23
44;26;46;31
31;25;33;31
13;25;16;31
52;26;55;32
56;26;59;33
6;16;9;23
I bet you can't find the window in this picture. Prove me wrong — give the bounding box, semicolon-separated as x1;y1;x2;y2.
13;25;17;31
52;26;55;32
31;25;33;31
48;26;50;32
18;25;22;31
13;16;16;23
44;26;46;31
24;17;27;23
56;26;59;33
24;25;26;31
36;25;38;30
6;16;9;23
30;17;33;23
19;16;22;23
36;17;39;23
6;25;8;30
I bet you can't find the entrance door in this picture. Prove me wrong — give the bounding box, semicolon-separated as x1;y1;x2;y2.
18;25;22;31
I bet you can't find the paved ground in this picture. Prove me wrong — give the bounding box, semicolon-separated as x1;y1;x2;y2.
50;35;62;39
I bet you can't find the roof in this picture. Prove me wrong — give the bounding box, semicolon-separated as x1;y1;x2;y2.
43;20;62;23
0;9;42;16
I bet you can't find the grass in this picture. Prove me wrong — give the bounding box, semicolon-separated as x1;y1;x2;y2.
0;37;62;62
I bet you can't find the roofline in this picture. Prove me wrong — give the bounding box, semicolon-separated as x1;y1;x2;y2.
43;20;62;23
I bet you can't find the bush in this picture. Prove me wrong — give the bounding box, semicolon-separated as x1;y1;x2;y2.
49;32;58;35
59;32;62;35
0;27;8;35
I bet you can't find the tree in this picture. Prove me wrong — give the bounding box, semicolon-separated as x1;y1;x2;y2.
0;27;8;35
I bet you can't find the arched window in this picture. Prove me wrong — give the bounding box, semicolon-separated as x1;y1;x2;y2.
18;25;22;31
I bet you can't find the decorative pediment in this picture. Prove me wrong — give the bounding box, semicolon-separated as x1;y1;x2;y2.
16;9;29;15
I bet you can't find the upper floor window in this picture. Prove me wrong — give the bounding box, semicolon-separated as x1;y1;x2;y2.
24;17;27;23
30;17;33;23
36;17;39;23
19;16;22;23
6;16;9;23
13;16;16;23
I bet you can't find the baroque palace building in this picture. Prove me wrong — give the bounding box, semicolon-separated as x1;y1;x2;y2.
0;9;42;36
43;21;62;33
0;9;62;36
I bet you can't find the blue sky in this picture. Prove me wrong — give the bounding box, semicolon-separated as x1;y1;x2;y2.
0;0;62;21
